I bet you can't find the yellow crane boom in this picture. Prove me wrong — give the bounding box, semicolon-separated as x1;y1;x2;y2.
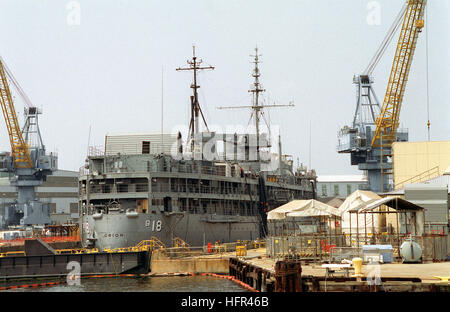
371;0;426;148
0;58;33;168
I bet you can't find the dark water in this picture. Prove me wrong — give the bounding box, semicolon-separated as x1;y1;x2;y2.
6;276;249;292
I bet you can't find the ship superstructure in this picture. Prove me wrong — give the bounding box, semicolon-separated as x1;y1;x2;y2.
79;48;316;249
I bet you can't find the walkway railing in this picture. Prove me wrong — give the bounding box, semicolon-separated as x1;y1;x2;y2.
395;166;440;189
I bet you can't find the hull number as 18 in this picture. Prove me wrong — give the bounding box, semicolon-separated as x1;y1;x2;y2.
145;220;162;232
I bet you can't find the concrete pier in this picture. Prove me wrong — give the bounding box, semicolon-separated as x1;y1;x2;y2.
226;248;450;292
150;247;450;292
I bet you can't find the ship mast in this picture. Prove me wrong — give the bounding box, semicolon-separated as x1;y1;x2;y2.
249;47;265;161
217;47;294;162
176;46;214;151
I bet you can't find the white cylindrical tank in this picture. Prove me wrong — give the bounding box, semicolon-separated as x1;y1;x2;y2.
400;238;422;263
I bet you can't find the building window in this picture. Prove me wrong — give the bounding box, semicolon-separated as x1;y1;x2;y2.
334;184;339;196
50;203;57;214
70;203;78;214
142;141;150;154
347;184;352;196
321;184;327;197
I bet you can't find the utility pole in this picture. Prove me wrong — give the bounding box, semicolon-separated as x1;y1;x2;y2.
176;46;214;151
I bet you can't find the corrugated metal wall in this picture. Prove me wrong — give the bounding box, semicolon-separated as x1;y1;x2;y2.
105;133;178;156
405;184;448;224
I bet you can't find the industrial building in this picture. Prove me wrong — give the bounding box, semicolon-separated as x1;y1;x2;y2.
384;170;449;231
393;140;450;189
0;170;79;227
317;175;368;200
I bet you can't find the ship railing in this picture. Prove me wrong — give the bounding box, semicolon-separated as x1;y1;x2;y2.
88;145;105;156
173;237;191;252
0;251;26;258
207;239;266;255
55;248;84;255
89;184;111;194
133;236;166;252
151;184;170;192
54;248;99;255
87;164;311;188
103;246;141;253
79;166;89;176
148;239;266;259
100;164;245;179
135;184;149;192
89;183;149;194
151;184;245;196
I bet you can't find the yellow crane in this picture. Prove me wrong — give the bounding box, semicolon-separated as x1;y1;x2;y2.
371;0;427;149
337;0;427;193
0;56;56;227
0;57;33;168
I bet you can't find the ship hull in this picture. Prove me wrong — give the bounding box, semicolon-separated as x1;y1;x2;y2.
82;212;260;250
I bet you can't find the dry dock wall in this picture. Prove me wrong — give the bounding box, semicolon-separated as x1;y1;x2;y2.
150;258;229;274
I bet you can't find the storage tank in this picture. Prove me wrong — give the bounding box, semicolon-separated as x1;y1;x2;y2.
400;237;422;263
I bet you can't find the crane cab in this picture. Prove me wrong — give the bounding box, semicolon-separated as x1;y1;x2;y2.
415;19;424;30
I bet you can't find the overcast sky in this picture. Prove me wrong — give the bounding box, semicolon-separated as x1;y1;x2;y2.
0;0;448;175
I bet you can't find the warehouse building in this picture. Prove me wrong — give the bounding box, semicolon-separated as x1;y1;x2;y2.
393;140;450;189
317;175;368;200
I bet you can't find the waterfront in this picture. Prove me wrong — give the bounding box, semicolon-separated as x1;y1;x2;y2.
4;276;249;292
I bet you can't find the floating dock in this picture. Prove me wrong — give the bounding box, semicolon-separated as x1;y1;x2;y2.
0;239;151;281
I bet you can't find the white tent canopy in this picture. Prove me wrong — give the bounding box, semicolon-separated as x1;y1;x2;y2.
338;190;381;213
267;199;341;220
338;190;382;233
348;196;425;213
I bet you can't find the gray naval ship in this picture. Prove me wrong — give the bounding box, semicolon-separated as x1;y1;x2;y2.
79;48;317;250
